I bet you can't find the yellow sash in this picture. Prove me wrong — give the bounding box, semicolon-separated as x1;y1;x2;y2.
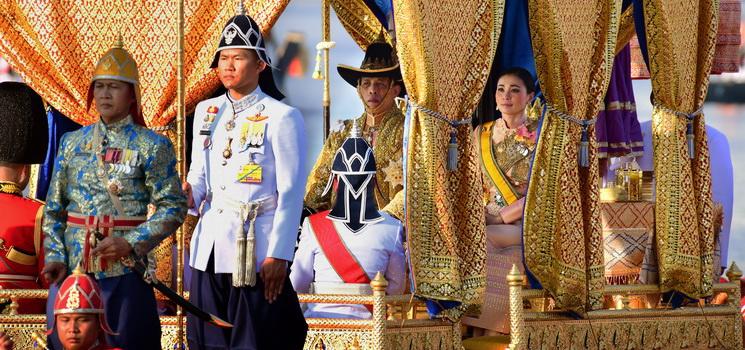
479;121;518;206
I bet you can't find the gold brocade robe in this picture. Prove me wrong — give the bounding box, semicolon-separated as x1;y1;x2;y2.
305;108;404;219
476;118;537;217
464;118;537;333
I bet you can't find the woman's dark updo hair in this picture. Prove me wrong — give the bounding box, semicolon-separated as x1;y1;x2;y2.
496;67;536;94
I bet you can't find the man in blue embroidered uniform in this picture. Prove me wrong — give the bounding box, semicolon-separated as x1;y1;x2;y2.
42;39;187;350
183;7;308;350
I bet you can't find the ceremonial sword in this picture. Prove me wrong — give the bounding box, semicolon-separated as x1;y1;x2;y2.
120;253;233;329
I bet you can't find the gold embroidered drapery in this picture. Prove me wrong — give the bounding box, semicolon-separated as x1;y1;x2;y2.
641;0;717;299
331;0;392;49
0;0;289;127
393;0;504;318
523;0;622;312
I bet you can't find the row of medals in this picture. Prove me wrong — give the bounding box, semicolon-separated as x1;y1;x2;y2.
200;94;265;166
96;142;138;196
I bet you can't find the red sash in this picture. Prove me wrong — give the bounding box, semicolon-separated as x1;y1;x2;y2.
309;211;373;312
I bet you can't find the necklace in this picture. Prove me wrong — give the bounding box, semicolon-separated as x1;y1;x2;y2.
226;92;259;132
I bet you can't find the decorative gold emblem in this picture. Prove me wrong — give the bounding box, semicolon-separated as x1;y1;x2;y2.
108;179;122;196
66;284;81;309
223;138;233;159
381;158;403;190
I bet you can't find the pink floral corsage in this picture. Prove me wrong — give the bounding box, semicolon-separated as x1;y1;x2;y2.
514;125;537;146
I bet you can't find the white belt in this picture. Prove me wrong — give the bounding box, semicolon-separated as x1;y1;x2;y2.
312;282;373;295
0;274;37;281
208;195;278;216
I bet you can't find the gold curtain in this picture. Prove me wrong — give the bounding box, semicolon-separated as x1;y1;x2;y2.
616;5;635;54
523;0;622;312
393;0;504;318
642;0;717;299
0;0;289;127
331;0;392;49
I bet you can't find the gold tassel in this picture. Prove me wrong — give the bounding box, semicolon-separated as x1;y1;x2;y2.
312;49;323;80
244;207;257;287
233;237;246;287
233;207;247;287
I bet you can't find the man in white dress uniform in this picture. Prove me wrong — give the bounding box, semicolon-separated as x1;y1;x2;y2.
290;123;406;319
183;8;308;350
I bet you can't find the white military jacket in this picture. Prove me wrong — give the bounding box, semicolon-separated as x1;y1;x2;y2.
290;212;406;319
187;87;306;273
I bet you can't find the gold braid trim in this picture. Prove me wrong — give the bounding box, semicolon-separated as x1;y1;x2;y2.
615;4;636;54
331;0;392;49
0;181;22;196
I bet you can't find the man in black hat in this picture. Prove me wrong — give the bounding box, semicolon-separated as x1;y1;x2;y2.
305;36;406;221
183;5;308;349
0;82;49;313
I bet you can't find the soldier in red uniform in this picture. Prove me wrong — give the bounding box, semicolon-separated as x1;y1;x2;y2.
46;268;121;350
0;82;49;314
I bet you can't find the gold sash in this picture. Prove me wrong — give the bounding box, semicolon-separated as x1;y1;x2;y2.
479;121;518;206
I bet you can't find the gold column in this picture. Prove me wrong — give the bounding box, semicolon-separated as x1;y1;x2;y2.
507;264;524;350
726;261;743;349
726;261;742;305
371;272;388;350
175;0;187;347
321;0;331;139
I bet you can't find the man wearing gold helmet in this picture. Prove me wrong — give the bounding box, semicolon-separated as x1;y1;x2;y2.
41;39;187;349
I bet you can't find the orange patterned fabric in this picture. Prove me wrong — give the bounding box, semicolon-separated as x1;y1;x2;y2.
600;201;655;285
0;1;289;127
711;0;741;74
629;35;651;79
601;201;655;229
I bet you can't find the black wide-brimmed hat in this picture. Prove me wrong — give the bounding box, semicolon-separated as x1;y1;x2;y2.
337;40;402;87
0;82;48;164
210;7;285;100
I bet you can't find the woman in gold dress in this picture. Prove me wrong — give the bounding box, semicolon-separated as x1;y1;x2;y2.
463;67;537;335
478;67;537;249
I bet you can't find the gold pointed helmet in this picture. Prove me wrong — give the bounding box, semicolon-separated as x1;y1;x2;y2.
86;37;146;126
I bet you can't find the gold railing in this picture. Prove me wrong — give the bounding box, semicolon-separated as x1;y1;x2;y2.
507;262;744;349
0;274;456;349
297;272;458;350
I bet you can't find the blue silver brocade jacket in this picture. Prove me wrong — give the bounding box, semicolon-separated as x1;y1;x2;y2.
43;116;187;279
